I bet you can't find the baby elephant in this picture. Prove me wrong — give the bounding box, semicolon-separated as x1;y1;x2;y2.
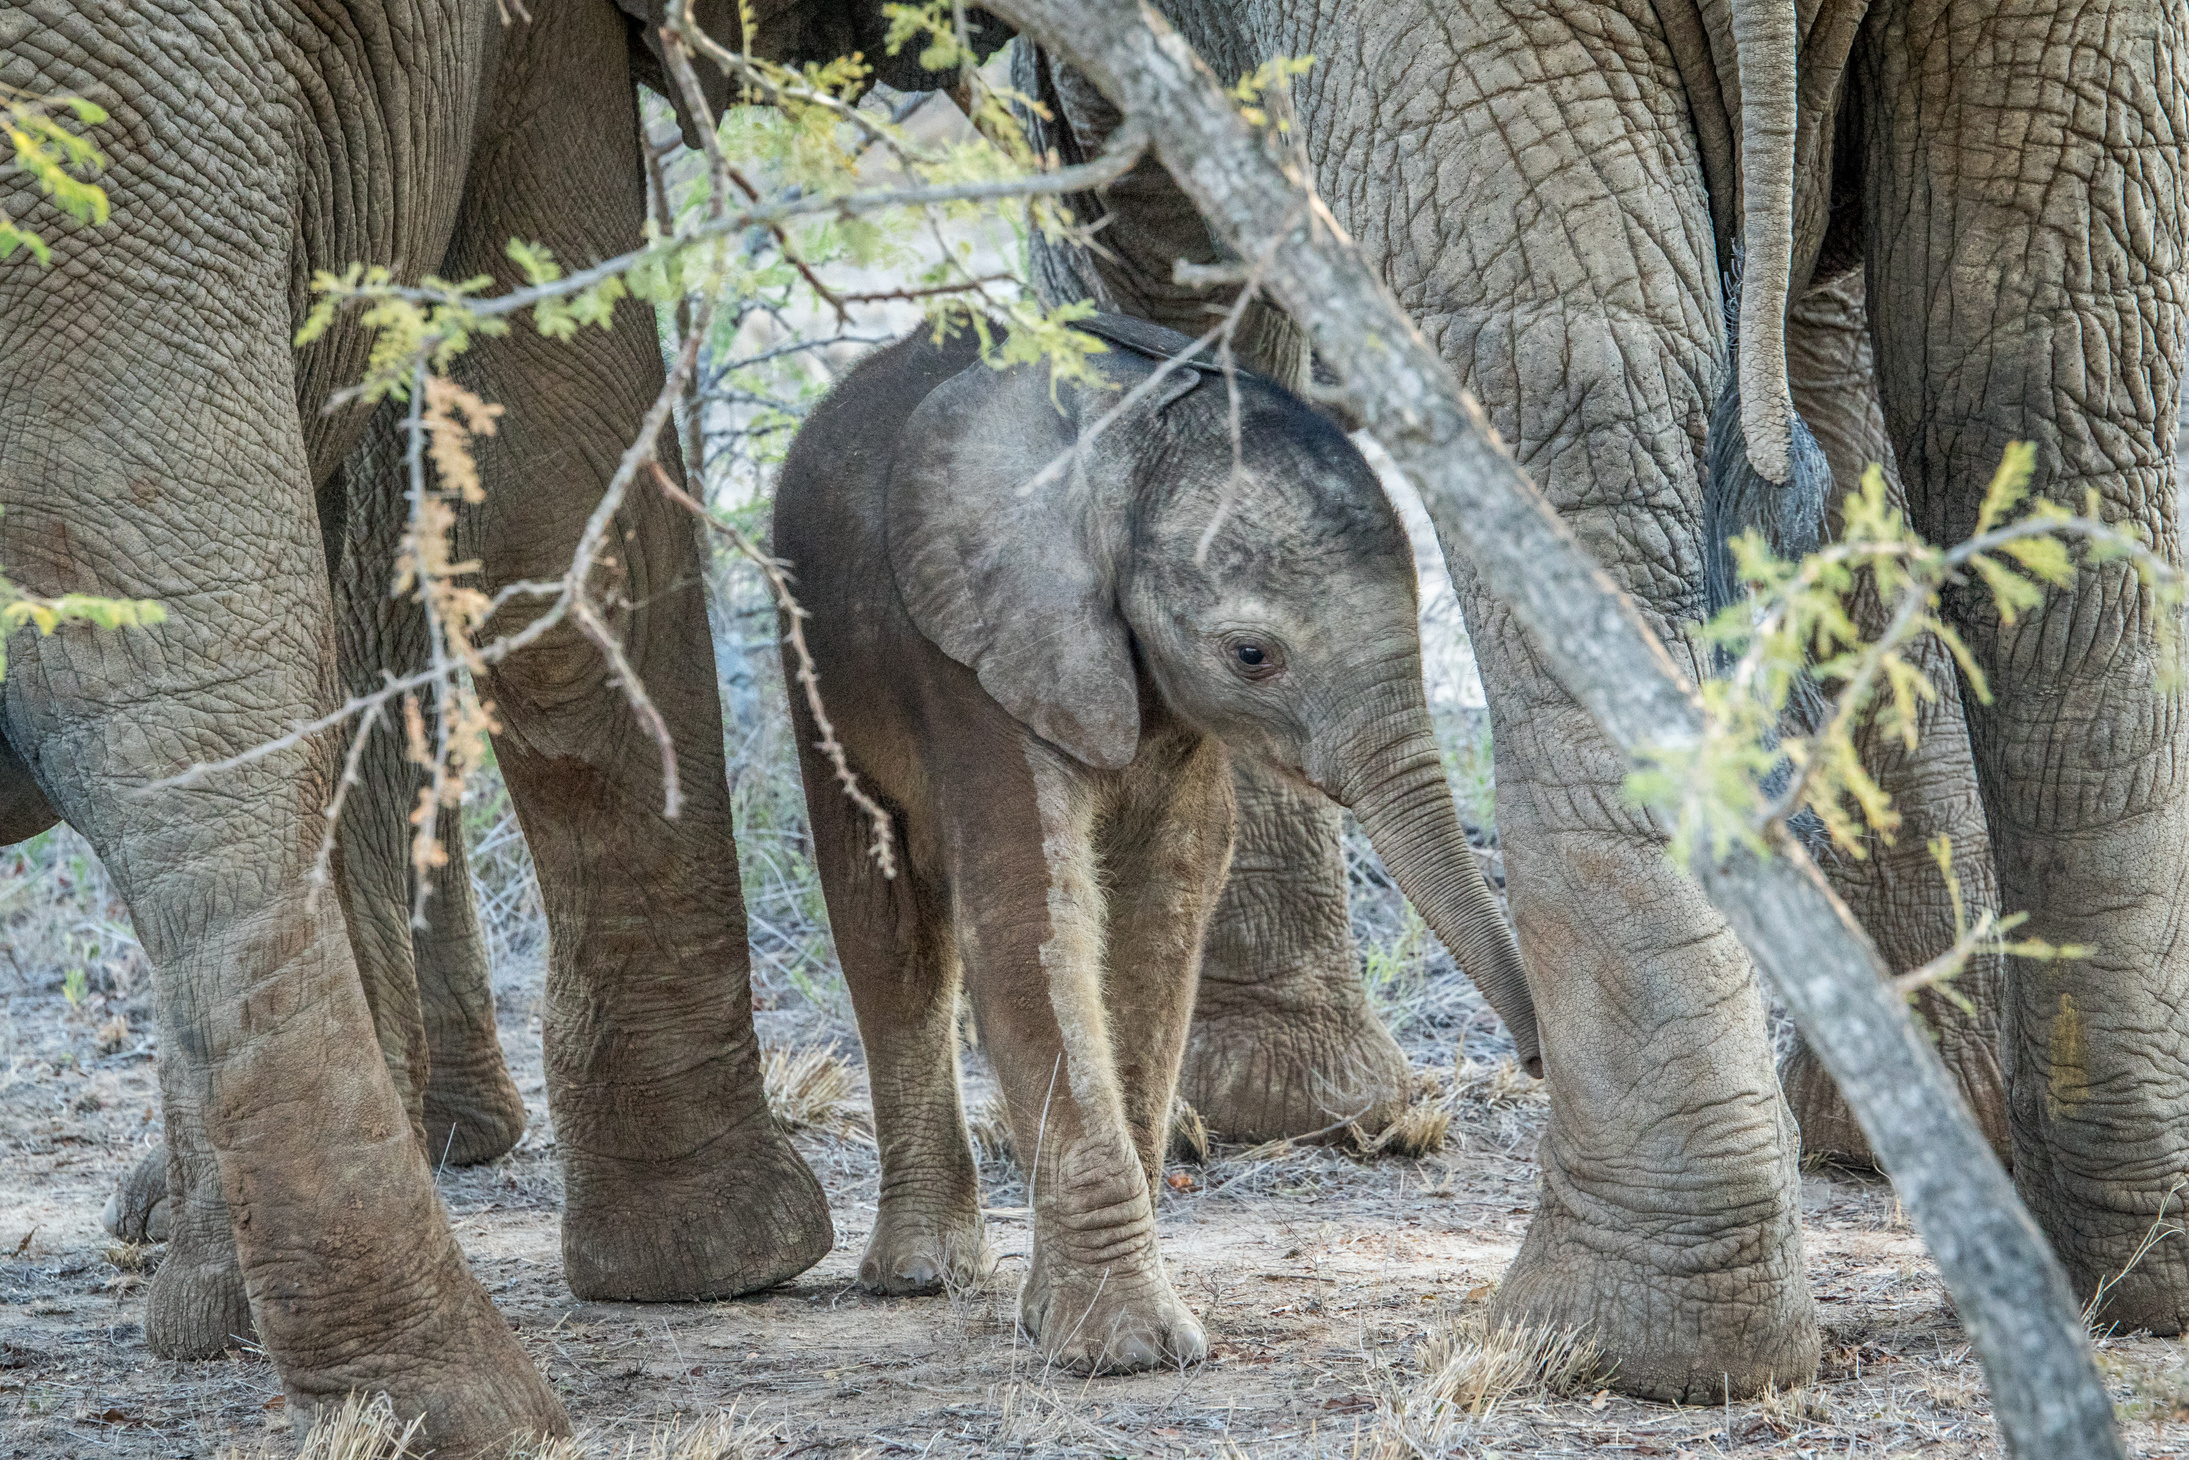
773;315;1537;1373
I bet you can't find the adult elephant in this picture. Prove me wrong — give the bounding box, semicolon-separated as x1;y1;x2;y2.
1018;0;2187;1402
0;0;969;1448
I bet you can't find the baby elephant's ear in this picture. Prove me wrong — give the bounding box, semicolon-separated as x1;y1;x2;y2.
887;361;1141;770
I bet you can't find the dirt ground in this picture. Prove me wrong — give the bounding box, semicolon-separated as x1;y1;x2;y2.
6;880;2189;1460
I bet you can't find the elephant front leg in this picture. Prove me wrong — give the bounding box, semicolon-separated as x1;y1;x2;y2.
955;746;1207;1373
1099;734;1236;1188
1180;763;1414;1141
1470;592;1819;1400
0;392;563;1449
442;0;828;1300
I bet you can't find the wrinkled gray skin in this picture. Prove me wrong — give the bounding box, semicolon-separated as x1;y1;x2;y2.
772;319;1536;1371
0;0;981;1449
1019;0;2189;1401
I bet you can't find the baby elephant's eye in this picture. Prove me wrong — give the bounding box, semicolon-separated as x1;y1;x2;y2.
1223;634;1285;681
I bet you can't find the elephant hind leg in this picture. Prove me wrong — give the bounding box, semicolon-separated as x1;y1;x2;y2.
332;407;528;1170
1861;0;2189;1334
795;726;988;1297
1180;763;1414;1143
1779;274;2010;1169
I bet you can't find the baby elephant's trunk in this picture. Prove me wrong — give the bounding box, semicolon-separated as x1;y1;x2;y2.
1323;712;1543;1078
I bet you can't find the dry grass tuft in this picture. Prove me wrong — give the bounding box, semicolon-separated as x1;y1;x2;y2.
1354;1099;1451;1159
508;1407;773;1459
1451;1055;1536;1108
1367;1312;1610;1456
104;1239;153;1272
1415;1314;1608;1414
218;1393;422;1460
760;1043;861;1135
1168;1098;1210;1165
968;1090;1016;1168
1343;1069;1451;1159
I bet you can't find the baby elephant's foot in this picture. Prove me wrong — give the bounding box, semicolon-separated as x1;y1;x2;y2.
103;1145;171;1243
858;1209;994;1295
1021;1264;1208;1374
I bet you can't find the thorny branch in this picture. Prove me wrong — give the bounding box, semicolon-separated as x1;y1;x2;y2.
315;133;1149;335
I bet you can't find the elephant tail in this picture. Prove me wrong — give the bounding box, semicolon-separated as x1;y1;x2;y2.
1705;280;1832;618
1727;0;1802;487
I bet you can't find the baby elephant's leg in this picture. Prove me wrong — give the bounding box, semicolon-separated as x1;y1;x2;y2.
953;744;1207;1374
1097;737;1234;1192
798;728;989;1294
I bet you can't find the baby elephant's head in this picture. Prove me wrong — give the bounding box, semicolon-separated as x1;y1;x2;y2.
887;317;1540;1074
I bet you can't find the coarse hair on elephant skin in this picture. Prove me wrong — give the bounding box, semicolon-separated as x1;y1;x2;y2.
0;0;1022;1447
772;317;1538;1372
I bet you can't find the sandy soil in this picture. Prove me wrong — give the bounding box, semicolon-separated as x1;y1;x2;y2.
6;927;2188;1460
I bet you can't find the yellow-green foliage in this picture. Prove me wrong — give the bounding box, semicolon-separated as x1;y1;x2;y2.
1;98;165;676
0;572;166;681
1628;443;2181;866
1626;443;2176;1004
1;85;109;265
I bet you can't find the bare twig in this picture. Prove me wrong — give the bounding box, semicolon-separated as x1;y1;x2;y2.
647;461;897;878
303;695;388;915
312;132;1150;332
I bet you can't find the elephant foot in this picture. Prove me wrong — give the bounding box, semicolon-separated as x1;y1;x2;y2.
561;1114;833;1300
858;1206;994;1295
1020;1259;1207;1374
145;1232;255;1358
2027;1175;2189;1336
1178;992;1411;1142
1780;1041;1876;1168
422;1066;528;1169
283;1270;569;1457
102;1145;172;1243
1490;1189;1819;1402
1782;1028;2009;1171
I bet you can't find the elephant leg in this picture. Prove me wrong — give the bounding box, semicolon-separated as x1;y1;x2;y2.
1777;274;2009;1166
442;0;828;1301
101;1144;172;1245
0;305;558;1445
1097;734;1235;1191
1860;0;2189;1332
1014;42;1411;1144
797;734;986;1296
414;819;527;1167
332;401;525;1169
1181;766;1413;1140
946;743;1206;1373
1292;0;1817;1399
